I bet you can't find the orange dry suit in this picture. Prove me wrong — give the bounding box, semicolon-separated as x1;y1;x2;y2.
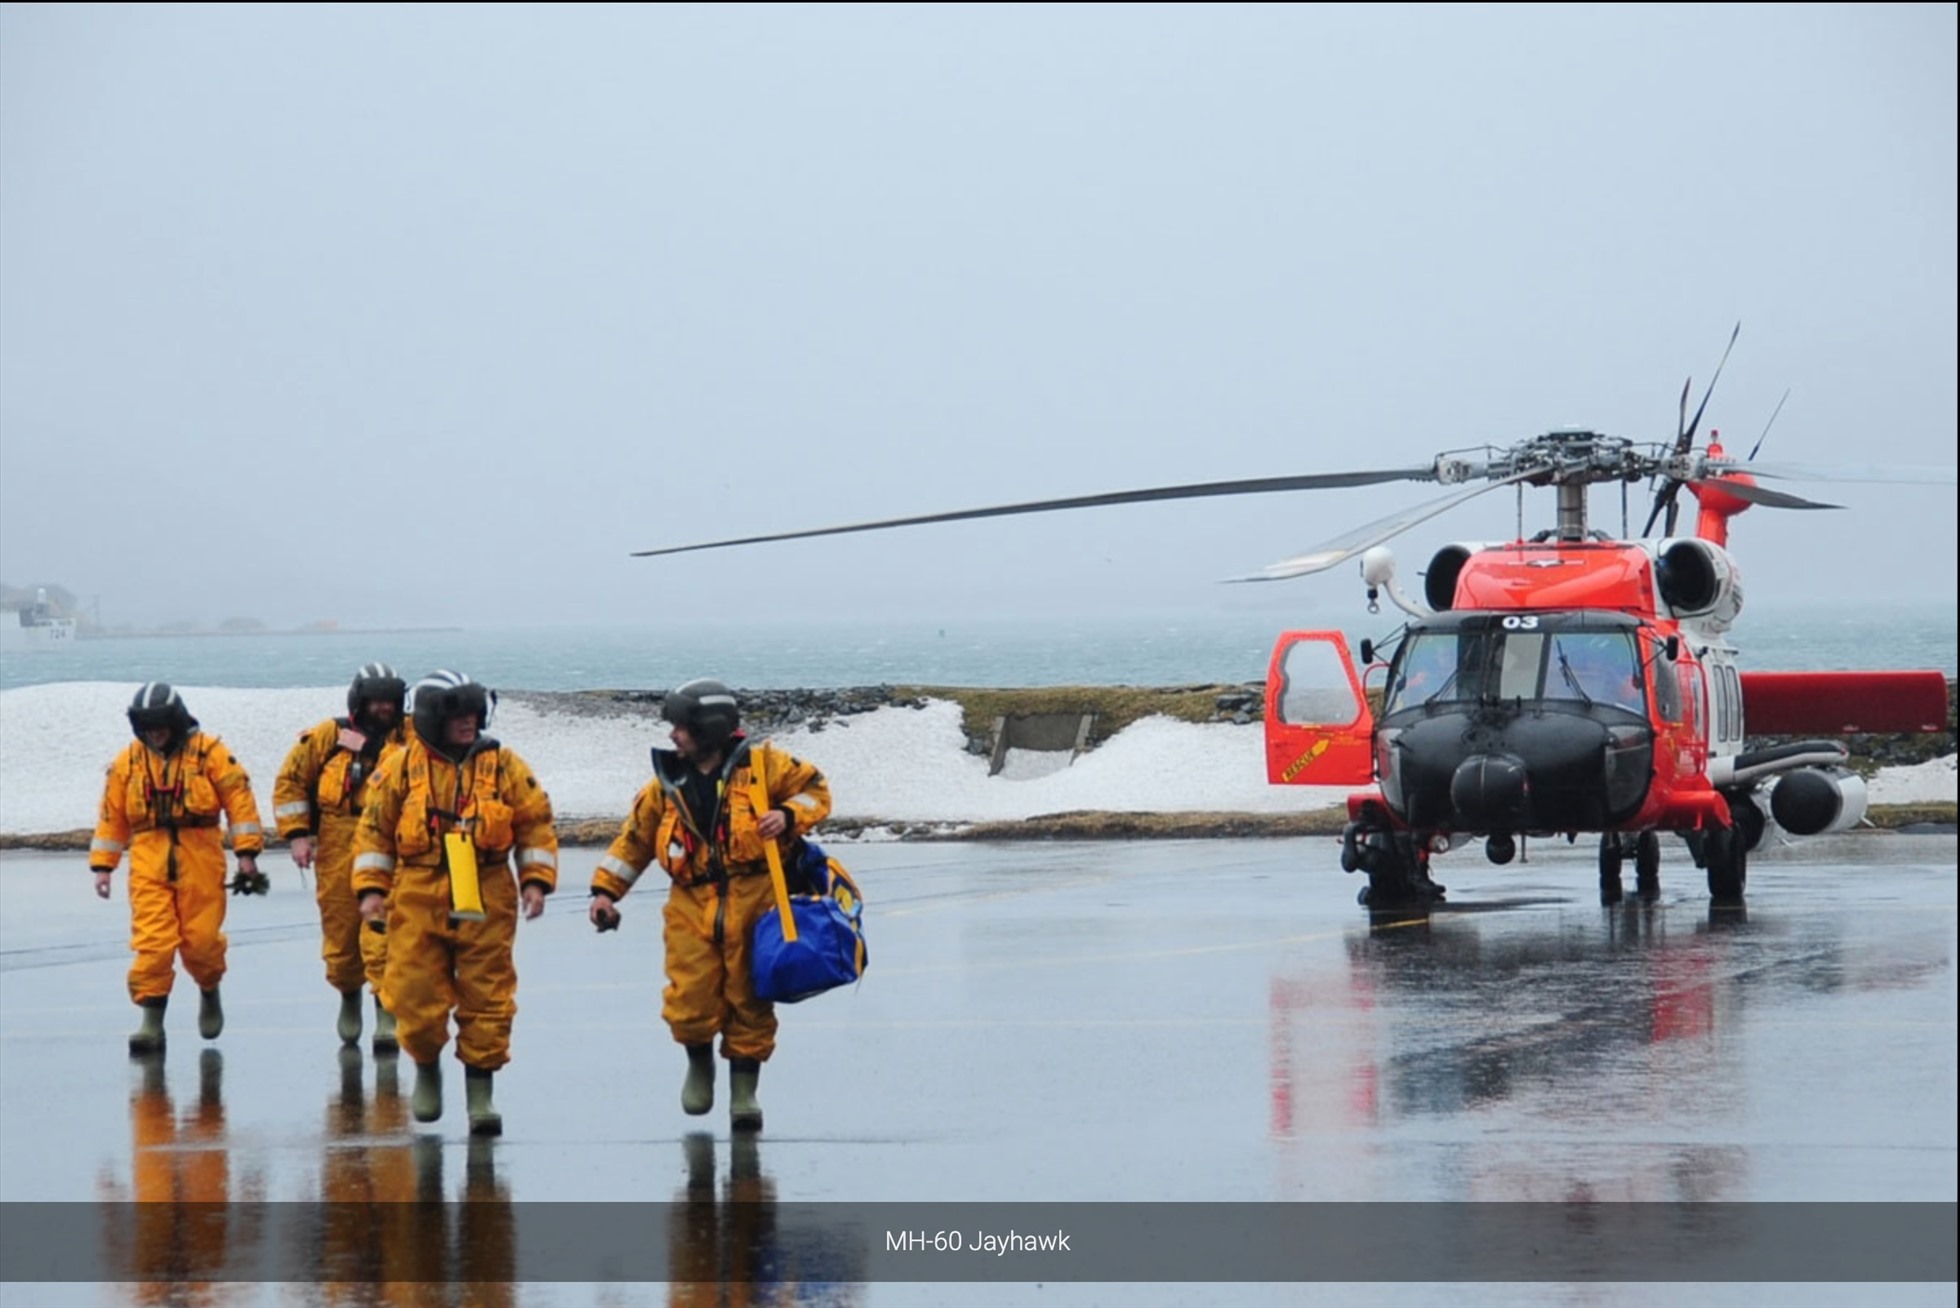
352;735;557;1071
274;718;405;994
591;736;832;1062
91;733;265;1004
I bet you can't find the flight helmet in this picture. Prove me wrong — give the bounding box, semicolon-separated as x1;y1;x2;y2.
346;662;407;726
662;678;740;752
410;669;496;760
128;682;197;752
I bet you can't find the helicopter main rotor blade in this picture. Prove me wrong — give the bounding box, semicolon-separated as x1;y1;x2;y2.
1226;470;1537;582
629;468;1438;558
1683;478;1841;510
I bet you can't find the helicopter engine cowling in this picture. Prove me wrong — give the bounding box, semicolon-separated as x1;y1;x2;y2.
1654;538;1744;631
1424;544;1478;612
1769;767;1869;836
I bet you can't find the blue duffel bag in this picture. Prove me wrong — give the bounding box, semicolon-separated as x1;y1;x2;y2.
753;840;868;1004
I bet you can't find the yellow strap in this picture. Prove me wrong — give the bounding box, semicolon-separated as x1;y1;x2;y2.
749;744;797;942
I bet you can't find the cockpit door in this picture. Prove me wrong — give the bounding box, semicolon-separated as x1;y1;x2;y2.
1264;630;1376;786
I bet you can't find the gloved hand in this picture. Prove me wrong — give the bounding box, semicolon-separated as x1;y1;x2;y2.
590;894;621;933
228;868;271;896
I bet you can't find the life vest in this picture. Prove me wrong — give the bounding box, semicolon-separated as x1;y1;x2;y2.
314;719;394;815
120;735;222;831
652;741;767;887
392;741;513;864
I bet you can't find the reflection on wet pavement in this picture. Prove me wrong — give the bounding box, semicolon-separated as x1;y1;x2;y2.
1;837;1952;1301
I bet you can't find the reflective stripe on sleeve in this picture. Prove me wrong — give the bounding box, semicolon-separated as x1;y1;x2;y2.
598;853;643;887
353;852;396;874
785;794;820;811
518;847;557;871
91;838;126;856
231;822;263;838
274;802;311;822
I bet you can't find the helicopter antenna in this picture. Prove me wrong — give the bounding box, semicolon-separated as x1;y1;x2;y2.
1643;321;1741;536
1748;388;1790;461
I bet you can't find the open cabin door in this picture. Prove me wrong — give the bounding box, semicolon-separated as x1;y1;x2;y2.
1264;630;1376;786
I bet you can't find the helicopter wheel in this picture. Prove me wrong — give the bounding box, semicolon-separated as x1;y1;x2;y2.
1359;833;1439;913
1598;834;1625;906
1635;832;1662;900
1706;826;1747;905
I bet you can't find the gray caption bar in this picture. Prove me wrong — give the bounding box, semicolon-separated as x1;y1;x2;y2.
1;1203;1953;1283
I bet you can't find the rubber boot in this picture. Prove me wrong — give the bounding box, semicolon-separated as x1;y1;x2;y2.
681;1043;715;1115
128;997;167;1056
371;997;398;1056
465;1066;502;1137
198;986;224;1040
411;1060;443;1123
729;1058;763;1133
336;989;363;1046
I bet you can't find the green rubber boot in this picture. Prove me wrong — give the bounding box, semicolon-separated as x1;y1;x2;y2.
681;1043;715;1116
127;997;167;1056
729;1058;763;1133
336;989;363;1046
465;1066;502;1137
411;1060;443;1123
371;997;398;1055
198;987;224;1040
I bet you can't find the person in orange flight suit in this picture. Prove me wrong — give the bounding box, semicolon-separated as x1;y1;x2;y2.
353;669;558;1136
274;662;408;1051
92;683;267;1053
589;678;832;1133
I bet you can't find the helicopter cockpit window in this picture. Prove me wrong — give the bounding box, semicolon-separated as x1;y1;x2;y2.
1494;632;1547;699
1385;632;1473;712
1546;631;1643;713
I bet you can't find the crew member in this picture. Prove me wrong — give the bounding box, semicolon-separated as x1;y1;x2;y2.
353;670;557;1136
589;678;832;1132
275;662;408;1051
92;683;266;1053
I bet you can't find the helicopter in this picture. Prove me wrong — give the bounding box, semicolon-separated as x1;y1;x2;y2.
631;355;1953;912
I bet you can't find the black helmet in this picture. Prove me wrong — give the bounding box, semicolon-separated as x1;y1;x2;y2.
662;678;740;751
346;662;407;721
410;669;495;759
127;682;196;750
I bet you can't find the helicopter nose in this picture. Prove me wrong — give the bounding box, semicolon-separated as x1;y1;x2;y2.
1450;752;1530;827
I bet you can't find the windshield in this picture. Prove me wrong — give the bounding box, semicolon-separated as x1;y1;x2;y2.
1384;626;1643;714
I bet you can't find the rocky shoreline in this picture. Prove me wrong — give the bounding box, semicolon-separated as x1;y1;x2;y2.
6;682;1950;851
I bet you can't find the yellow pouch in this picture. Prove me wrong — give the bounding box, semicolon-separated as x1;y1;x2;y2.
445;832;486;921
470;797;513;852
183;771;220;817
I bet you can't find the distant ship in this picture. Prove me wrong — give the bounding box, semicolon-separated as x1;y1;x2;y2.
0;589;78;653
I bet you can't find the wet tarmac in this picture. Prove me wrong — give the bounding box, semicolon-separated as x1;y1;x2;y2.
1;834;1953;1306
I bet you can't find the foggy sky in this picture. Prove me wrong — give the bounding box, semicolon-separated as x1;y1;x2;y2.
2;3;1954;632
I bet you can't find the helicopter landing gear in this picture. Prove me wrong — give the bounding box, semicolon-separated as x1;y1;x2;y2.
1634;831;1661;901
1704;825;1747;905
1600;832;1659;905
1598;834;1626;905
1350;828;1444;912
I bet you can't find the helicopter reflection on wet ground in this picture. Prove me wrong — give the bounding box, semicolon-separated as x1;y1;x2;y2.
0;834;1952;1306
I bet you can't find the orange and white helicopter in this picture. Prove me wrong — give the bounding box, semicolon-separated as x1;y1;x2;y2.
633;357;1952;912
